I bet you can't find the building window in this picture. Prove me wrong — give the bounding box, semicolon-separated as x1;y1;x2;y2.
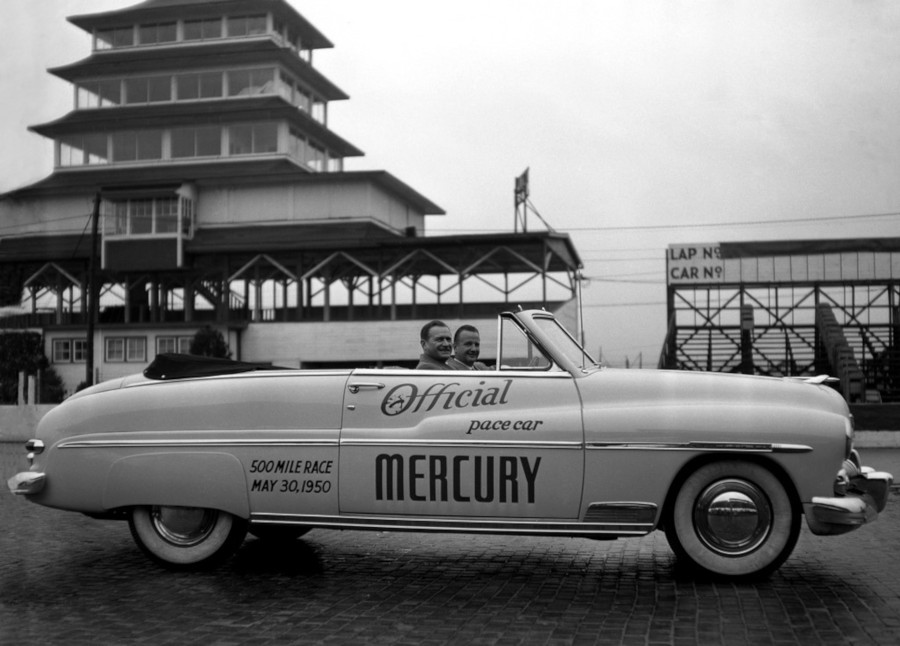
106;337;146;363
176;71;223;100
226;15;267;38
183;18;223;41
125;76;171;104
105;197;182;236
75;67;303;109
96;26;135;50
73;339;88;362
308;142;327;172
139;22;177;45
113;130;163;162
157;198;179;233
157;336;193;355
227;68;276;97
52;340;71;363
172;126;222;159
131;199;154;234
53;339;88;363
229;123;278;155
59;134;109;166
77;79;122;109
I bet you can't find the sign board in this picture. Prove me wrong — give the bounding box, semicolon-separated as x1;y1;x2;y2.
667;244;724;285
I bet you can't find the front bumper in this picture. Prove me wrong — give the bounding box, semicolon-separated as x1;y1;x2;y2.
805;465;892;536
7;471;46;496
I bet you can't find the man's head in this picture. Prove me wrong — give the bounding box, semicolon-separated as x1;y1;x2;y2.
453;325;481;367
420;320;453;362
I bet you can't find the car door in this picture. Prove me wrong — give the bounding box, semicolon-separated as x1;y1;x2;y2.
339;367;585;520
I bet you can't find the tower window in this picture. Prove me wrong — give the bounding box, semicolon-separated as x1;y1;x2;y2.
184;18;223;41
227;15;267;38
112;130;163;162
172;126;222;158
229;123;278;155
139;22;177;45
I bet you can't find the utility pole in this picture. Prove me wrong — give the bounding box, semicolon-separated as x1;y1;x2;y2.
85;192;100;387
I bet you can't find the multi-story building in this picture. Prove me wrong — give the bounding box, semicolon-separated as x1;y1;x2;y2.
0;0;582;394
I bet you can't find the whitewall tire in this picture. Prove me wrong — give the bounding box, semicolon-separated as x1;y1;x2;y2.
129;506;247;569
665;460;800;578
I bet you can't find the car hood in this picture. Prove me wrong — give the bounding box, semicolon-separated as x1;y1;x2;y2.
582;368;849;418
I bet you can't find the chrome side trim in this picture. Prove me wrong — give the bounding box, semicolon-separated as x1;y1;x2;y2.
339;439;583;449
583;502;657;526
58;438;581;450
58;438;339;449
586;441;812;454
249;512;651;536
124;370;352;388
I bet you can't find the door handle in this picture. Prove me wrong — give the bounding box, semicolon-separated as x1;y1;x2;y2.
348;382;386;394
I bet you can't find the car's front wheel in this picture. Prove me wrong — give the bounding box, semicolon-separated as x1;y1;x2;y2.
665;460;800;578
129;505;247;569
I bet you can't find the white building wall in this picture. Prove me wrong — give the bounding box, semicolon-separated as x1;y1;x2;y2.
0;193;96;236
198;180;425;233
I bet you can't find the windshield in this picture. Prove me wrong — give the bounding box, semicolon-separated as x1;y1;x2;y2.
532;316;599;370
498;318;554;370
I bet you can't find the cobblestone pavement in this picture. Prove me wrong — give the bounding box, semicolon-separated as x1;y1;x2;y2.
3;443;900;646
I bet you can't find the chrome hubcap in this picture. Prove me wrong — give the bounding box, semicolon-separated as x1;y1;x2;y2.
693;479;772;556
150;506;217;546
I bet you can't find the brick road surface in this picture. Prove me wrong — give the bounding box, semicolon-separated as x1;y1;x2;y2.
3;443;900;646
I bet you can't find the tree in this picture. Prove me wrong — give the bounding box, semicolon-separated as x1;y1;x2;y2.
0;331;65;404
189;326;231;358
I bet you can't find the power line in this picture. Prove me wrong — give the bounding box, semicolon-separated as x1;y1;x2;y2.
585;277;662;284
583;301;666;308
427;209;900;234
563;210;900;232
0;212;92;234
581;256;662;262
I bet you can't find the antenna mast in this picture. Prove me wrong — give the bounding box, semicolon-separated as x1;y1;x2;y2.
514;168;529;232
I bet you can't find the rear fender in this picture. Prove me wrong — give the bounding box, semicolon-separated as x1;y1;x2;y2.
103;452;250;518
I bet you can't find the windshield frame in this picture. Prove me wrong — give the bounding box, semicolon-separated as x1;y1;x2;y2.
498;310;600;376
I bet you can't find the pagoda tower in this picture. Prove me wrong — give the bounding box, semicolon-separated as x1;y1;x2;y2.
0;0;581;393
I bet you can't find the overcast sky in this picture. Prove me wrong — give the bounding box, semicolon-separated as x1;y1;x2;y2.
4;0;900;366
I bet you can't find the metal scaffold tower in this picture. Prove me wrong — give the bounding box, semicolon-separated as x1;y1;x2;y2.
659;239;900;403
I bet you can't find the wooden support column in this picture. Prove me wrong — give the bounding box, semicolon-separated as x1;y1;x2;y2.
150;276;159;323
390;277;397;321
346;277;354;321
184;279;195;322
55;274;64;325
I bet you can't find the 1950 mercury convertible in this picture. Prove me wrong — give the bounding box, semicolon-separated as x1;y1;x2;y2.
8;309;892;578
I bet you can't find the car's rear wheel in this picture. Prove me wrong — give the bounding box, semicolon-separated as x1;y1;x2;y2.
665;460;800;578
129;505;247;569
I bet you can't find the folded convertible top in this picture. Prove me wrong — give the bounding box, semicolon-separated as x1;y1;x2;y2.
144;353;282;380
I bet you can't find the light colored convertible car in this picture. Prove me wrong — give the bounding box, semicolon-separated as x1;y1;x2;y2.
8;309;892;578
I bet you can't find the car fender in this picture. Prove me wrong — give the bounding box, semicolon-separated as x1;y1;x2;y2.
103;452;250;518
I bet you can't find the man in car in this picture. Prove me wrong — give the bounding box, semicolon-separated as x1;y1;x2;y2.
415;320;454;369
447;324;489;370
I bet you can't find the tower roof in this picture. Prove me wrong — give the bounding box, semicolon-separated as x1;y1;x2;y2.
68;0;334;50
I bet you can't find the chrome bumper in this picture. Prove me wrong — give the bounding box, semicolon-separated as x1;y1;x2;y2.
805;466;892;536
7;471;46;496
